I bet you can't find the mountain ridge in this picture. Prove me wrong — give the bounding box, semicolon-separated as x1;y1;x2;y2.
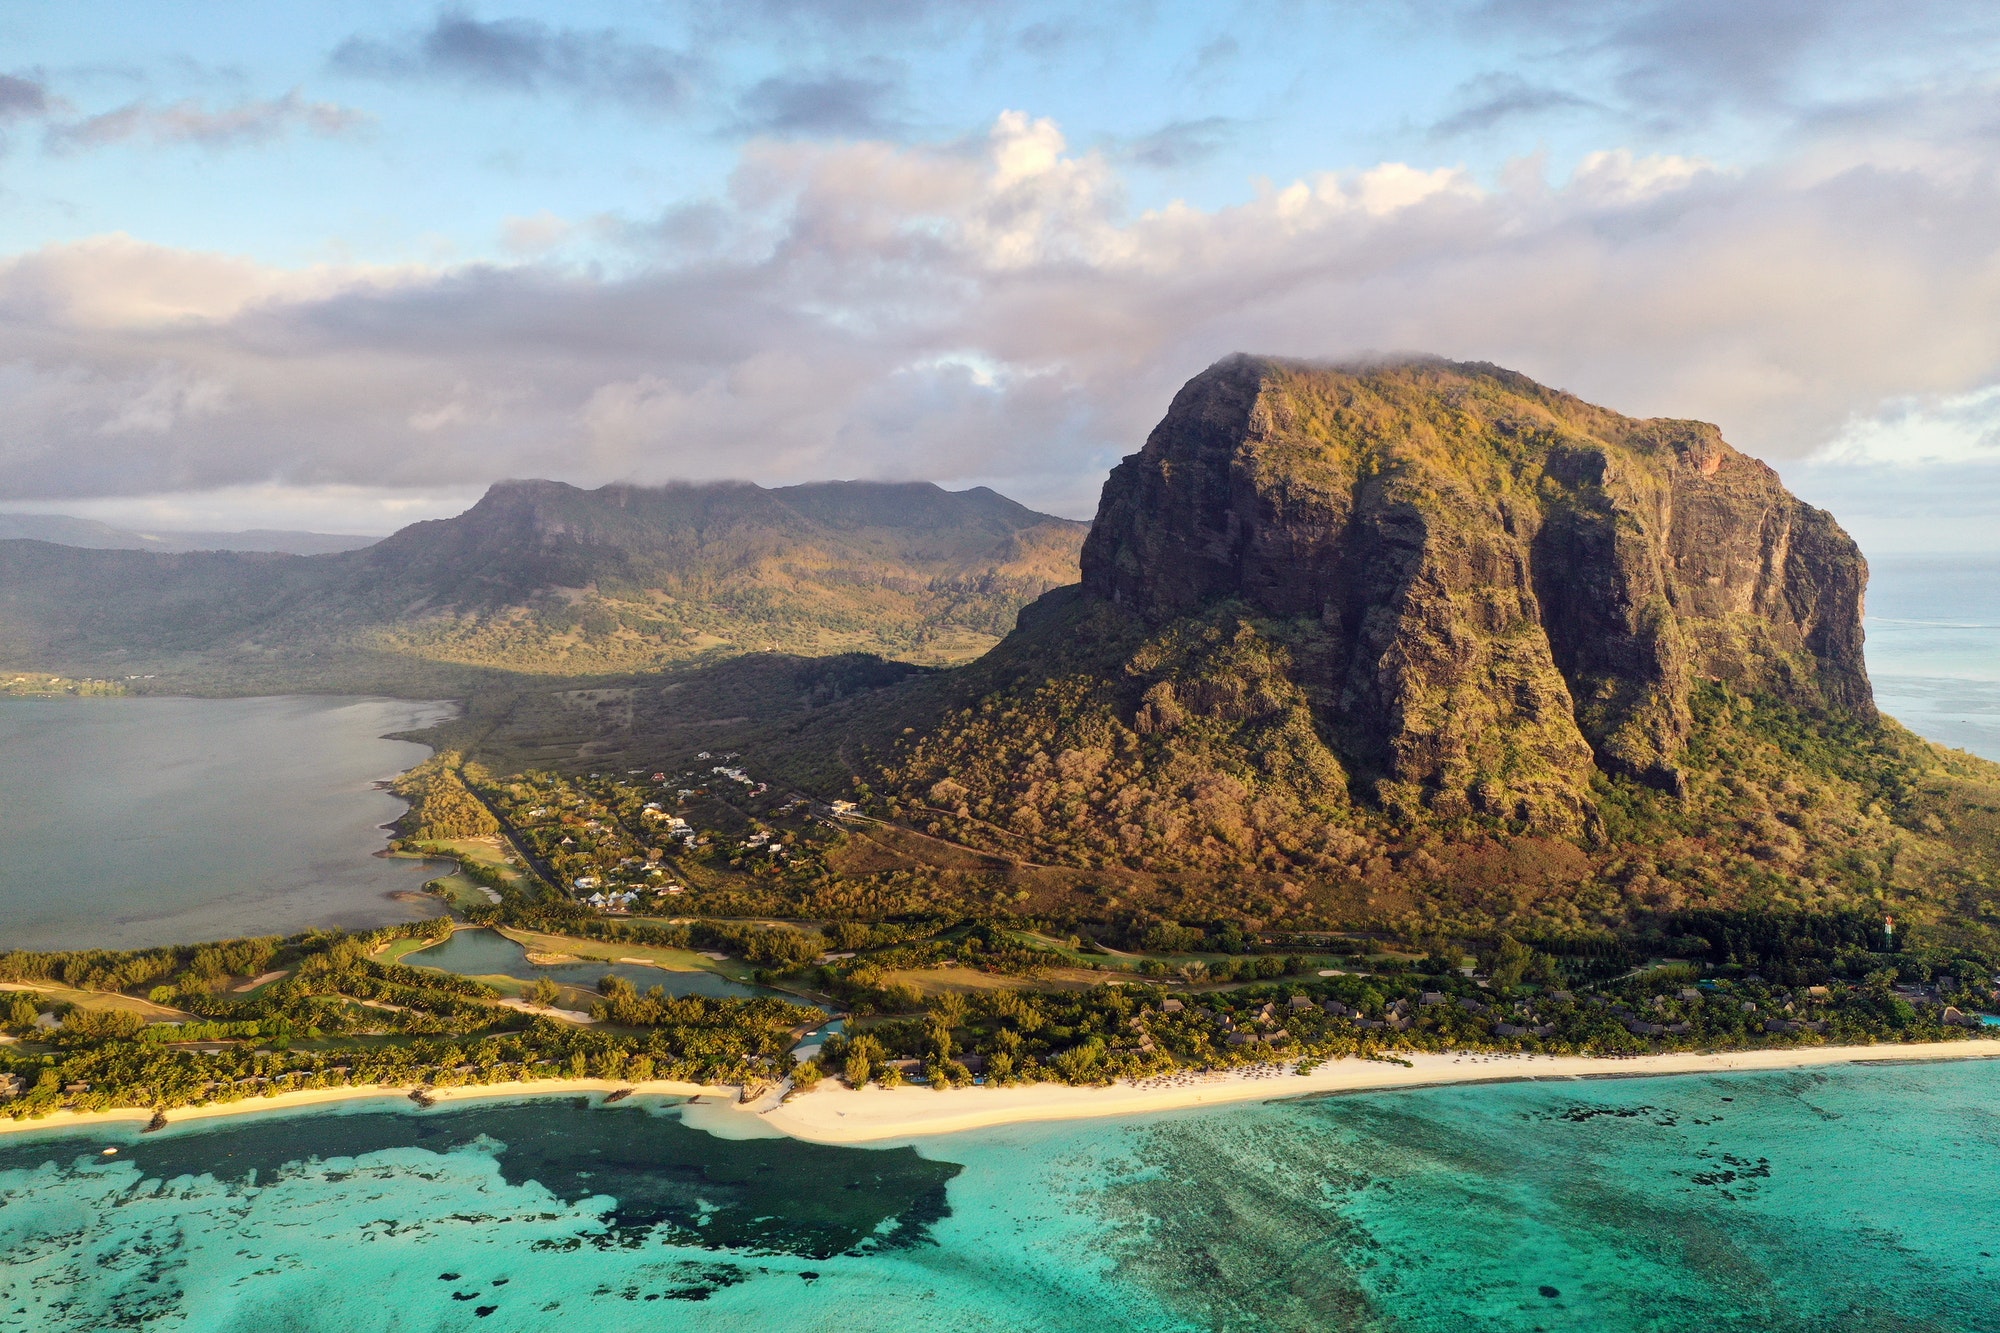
0;477;1088;689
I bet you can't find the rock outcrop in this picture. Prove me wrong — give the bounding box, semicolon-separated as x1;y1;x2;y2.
1078;355;1872;828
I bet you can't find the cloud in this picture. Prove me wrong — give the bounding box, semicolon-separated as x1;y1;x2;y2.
1458;0;2000;128
331;12;694;112
1813;385;2000;469
1190;35;1239;77
498;210;575;256
693;0;992;38
4;105;2000;530
1429;73;1597;138
97;366;232;436
0;483;482;536
46;90;368;151
1121;117;1238;169
728;68;903;138
0;73;52;119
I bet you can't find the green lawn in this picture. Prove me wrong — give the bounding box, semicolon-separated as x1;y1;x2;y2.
376;935;450;966
0;981;191;1022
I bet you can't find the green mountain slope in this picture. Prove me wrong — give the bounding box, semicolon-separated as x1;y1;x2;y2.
0;479;1087;689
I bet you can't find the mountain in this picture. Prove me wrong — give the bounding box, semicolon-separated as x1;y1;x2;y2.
0;479;1088;689
0;512;376;555
1075;353;1871;822
760;356;2000;940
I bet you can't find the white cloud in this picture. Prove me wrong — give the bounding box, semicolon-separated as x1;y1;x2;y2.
0;483;483;536
1569;148;1714;200
499;211;575;256
45;89;369;152
98;366;232;436
1814;385;2000;467
1779;385;2000;554
2;109;2000;533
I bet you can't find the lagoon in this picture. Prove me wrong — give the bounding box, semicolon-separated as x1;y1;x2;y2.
0;695;453;951
4;1059;2000;1330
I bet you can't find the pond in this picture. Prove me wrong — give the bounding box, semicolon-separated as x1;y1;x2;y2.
402;928;766;1000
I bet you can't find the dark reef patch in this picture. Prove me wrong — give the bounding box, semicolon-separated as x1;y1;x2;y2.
0;1097;961;1261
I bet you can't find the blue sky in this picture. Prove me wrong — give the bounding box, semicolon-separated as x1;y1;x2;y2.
0;4;1713;263
2;1;1999;551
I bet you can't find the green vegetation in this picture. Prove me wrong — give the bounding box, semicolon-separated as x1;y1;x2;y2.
813;962;1988;1090
5;903;1992;1120
0;922;817;1120
0;673;123;697
390;752;501;840
879;599;1362;877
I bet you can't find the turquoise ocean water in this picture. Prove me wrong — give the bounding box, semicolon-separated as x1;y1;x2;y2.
5;1059;1999;1331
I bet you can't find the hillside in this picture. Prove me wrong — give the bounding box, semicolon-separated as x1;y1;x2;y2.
0;479;1087;689
701;356;2000;943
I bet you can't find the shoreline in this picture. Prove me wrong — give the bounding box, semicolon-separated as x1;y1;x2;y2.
7;1039;2000;1147
0;1078;731;1141
758;1039;2000;1143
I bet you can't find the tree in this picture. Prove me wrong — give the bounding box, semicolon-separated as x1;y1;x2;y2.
1489;936;1533;991
528;977;561;1008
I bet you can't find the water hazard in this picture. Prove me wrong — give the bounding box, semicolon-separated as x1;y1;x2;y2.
402;928;765;1000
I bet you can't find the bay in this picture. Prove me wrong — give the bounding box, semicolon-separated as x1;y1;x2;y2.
0;695;454;951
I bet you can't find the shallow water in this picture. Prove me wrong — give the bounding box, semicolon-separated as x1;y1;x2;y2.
405;928;763;1000
5;1060;2000;1331
0;695;453;950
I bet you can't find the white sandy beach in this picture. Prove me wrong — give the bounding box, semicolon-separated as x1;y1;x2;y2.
752;1039;2000;1144
0;1078;721;1140
6;1040;2000;1146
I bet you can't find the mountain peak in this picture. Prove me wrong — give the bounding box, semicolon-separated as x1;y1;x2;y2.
1074;354;1870;824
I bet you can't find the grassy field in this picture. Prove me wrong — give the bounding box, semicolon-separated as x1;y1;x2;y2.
398;837;533;909
420;838;530;886
0;981;190;1021
376;936;449;966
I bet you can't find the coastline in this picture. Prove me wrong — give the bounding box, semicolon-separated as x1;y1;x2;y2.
761;1039;2000;1143
7;1039;2000;1146
0;1078;726;1141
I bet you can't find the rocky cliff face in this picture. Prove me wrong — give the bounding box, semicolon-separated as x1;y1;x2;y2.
1078;355;1872;827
